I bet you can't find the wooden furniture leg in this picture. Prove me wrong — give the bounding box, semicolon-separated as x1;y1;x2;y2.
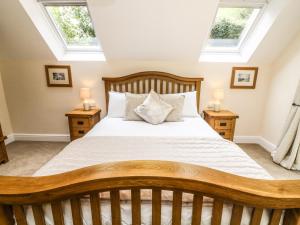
0;205;14;225
284;209;300;225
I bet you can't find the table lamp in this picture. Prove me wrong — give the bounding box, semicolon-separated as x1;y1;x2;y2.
80;88;91;111
213;89;224;112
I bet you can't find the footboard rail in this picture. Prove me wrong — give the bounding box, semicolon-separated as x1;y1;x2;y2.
0;160;299;225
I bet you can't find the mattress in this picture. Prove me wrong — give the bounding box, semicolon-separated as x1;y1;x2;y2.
86;116;220;138
28;117;273;225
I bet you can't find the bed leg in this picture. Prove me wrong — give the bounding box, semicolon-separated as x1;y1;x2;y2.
0;205;14;225
284;209;300;225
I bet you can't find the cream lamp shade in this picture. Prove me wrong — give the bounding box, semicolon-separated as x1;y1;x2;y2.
80;88;91;100
213;89;224;101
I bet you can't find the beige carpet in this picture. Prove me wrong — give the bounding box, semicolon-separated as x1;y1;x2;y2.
0;141;300;179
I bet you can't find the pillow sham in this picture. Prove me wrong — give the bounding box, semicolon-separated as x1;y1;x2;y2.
135;90;173;125
161;91;198;117
160;94;185;122
107;91;126;118
124;93;147;121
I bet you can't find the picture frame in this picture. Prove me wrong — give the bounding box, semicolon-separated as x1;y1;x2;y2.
45;65;72;87
230;67;258;89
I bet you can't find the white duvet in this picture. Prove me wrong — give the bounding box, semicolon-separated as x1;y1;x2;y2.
27;117;273;225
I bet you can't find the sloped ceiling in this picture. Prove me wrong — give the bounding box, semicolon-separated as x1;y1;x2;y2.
88;0;218;61
0;0;300;63
0;0;53;60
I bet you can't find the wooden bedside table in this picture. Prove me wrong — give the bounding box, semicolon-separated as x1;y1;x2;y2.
0;123;8;164
66;108;101;141
203;110;239;141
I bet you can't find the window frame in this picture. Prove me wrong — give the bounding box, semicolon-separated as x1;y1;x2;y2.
203;3;267;54
39;1;101;53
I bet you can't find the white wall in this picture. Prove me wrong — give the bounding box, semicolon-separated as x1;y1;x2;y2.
0;69;13;136
0;60;271;136
262;32;300;145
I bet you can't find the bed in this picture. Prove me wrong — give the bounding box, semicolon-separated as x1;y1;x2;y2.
0;71;299;225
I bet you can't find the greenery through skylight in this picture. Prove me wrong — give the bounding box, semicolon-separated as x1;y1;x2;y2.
46;5;98;48
208;7;260;48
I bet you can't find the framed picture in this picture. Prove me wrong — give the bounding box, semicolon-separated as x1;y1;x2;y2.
230;67;258;89
45;65;72;87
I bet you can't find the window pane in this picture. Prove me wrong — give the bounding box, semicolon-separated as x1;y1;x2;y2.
45;5;99;47
208;7;260;48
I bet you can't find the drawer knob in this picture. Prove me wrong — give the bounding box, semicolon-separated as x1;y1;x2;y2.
219;132;225;136
78;130;85;134
220;122;227;126
77;121;84;125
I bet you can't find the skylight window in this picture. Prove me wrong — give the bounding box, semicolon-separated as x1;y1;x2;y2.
39;1;101;53
206;6;261;51
45;5;99;50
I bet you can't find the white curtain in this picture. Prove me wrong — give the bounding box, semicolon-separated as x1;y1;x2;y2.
272;82;300;170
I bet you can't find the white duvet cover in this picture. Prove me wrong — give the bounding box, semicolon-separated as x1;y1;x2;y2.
86;116;220;138
27;117;273;225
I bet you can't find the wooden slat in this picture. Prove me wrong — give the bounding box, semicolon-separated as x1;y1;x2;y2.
110;190;121;225
154;78;158;92
211;199;223;225
166;81;170;93
113;83;116;91
152;188;161;225
131;189;141;225
90;193;102;225
13;205;28;225
125;83;128;92
32;205;46;225
137;81;140;94
269;209;282;225
51;201;65;225
172;82;175;93
191;194;203;225
172;191;182;225
142;80;146;93
250;208;263;225
184;85;188;92
160;80;164;94
230;205;243;225
70;198;83;225
0;205;14;225
189;84;193;91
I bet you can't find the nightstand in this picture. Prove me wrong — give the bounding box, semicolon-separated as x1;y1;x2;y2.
203;110;239;141
65;108;101;141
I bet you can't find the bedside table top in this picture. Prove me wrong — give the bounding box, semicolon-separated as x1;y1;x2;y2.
65;108;101;117
203;110;239;118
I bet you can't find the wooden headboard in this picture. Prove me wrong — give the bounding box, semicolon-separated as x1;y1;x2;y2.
102;71;204;112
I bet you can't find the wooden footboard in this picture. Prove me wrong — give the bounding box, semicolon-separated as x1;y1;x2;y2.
0;160;299;225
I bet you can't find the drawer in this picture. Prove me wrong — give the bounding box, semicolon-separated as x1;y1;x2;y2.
71;118;90;128
72;127;90;137
216;129;232;140
215;119;232;130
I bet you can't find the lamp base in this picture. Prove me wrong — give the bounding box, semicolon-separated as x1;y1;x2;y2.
83;102;91;111
214;103;221;112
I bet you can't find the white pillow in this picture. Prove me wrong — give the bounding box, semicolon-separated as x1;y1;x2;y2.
135;90;173;125
107;92;126;117
161;91;198;117
160;94;185;122
124;93;147;121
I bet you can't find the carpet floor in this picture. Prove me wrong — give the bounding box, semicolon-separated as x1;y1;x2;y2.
0;141;299;179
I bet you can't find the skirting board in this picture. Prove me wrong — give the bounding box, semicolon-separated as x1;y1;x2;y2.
4;134;15;145
234;136;277;153
6;133;276;152
12;133;70;142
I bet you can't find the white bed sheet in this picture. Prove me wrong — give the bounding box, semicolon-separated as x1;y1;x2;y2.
28;117;274;225
86;116;220;138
